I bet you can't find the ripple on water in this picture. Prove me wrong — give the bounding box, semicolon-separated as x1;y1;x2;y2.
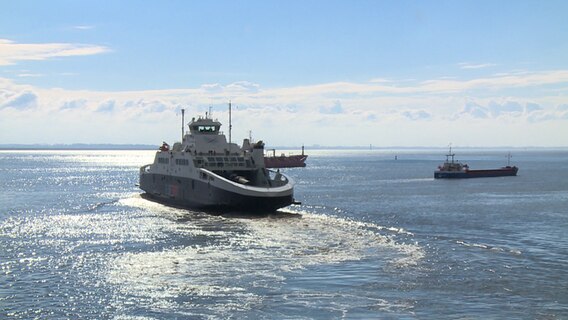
104;196;424;317
0;193;423;318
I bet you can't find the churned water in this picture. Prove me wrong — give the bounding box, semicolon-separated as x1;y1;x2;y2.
1;149;567;319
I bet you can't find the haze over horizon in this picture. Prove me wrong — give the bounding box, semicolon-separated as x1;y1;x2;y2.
1;1;568;147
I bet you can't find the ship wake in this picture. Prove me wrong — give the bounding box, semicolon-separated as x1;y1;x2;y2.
105;195;424;317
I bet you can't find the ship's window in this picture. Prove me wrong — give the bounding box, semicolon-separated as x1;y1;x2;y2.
237;157;244;162
217;162;223;167
207;157;215;162
175;159;189;166
230;157;237;162
216;157;223;162
158;157;169;164
197;125;218;133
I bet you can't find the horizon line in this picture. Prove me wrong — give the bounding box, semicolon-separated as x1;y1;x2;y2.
1;143;567;151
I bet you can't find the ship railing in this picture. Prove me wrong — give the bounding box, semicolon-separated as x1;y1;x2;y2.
268;168;289;187
199;168;293;192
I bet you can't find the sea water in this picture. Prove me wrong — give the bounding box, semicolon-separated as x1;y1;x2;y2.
1;149;567;319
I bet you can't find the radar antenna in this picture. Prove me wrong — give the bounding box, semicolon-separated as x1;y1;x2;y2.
181;108;185;141
228;101;232;153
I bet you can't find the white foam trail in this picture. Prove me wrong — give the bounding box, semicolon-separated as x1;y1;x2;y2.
106;196;424;315
1;193;424;317
455;240;522;255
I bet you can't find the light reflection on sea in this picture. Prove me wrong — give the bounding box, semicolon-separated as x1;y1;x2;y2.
1;191;422;319
114;195;422;317
1;149;567;319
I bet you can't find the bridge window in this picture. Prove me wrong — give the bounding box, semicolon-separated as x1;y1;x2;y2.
197;125;218;133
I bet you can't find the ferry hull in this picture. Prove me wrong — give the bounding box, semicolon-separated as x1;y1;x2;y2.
434;167;518;179
139;172;294;212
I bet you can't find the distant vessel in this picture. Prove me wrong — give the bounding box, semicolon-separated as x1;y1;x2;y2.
264;146;308;168
434;148;518;179
139;106;296;212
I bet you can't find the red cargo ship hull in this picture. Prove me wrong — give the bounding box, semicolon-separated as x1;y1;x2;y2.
264;154;308;168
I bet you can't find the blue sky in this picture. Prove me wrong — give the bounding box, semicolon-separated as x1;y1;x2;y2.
1;1;568;146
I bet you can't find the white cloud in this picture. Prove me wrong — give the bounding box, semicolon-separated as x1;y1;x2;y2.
369;78;394;83
225;81;260;93
456;100;568;125
459;101;489;119
0;91;37;110
73;25;95;30
17;73;44;77
200;83;223;93
0;39;110;66
1;71;568;146
487;101;524;117
96;100;116;113
402;110;431;121
60;99;87;110
319;101;344;114
418;70;568;94
459;62;497;69
525;103;543;113
245;70;568;100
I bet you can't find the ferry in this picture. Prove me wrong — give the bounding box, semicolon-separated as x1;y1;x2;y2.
139;106;296;212
434;148;518;179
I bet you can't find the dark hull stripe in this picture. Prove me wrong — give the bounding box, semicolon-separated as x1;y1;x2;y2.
434;168;518;179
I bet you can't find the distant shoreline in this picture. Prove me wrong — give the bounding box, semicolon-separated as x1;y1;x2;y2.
0;144;157;150
1;144;567;151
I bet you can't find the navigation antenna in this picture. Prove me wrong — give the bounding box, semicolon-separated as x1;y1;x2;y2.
228;101;232;153
181;108;185;141
446;143;455;163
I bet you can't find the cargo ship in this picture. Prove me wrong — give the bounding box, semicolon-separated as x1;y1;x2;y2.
434;148;518;179
264;146;308;168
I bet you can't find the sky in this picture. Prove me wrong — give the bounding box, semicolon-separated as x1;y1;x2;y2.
1;0;568;147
